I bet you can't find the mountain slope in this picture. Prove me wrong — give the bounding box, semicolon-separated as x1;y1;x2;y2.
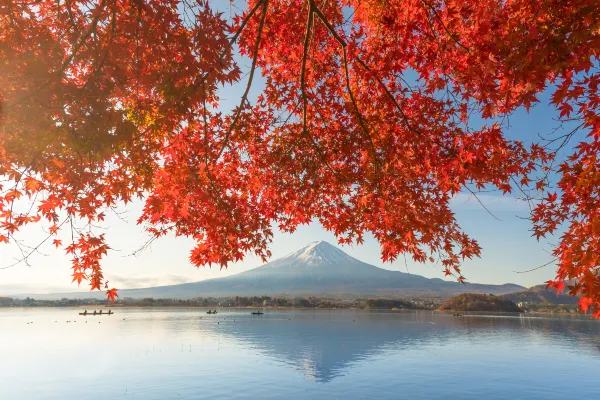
23;241;525;299
503;284;579;305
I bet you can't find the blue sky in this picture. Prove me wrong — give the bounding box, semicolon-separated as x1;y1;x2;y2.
0;2;573;295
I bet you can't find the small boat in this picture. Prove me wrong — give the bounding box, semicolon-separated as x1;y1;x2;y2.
453;313;464;317
78;310;114;316
207;310;218;314
251;311;264;315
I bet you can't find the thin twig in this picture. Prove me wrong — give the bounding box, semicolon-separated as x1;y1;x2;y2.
463;186;502;221
514;258;557;274
419;0;470;54
0;216;70;269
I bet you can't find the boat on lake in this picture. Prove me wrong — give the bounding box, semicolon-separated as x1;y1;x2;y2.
251;311;264;315
78;310;113;316
207;310;218;314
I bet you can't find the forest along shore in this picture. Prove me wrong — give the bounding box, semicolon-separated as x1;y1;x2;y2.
0;295;581;314
0;296;439;310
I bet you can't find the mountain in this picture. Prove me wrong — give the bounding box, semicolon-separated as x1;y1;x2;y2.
502;284;579;305
22;241;525;300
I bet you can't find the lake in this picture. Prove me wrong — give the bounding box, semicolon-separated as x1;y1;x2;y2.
1;308;599;399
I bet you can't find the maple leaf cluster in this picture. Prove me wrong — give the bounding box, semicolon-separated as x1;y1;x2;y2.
0;0;599;313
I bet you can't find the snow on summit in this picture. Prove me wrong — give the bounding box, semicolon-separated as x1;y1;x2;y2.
24;240;527;299
286;241;350;266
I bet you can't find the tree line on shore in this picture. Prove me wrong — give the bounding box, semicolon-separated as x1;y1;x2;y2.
0;293;579;314
0;295;440;310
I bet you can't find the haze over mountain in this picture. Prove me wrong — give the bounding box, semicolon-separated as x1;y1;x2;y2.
22;241;524;300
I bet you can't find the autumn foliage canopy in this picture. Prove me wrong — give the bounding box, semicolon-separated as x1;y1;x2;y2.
0;0;599;312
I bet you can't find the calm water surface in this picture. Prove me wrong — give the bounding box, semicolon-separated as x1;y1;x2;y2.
1;308;599;399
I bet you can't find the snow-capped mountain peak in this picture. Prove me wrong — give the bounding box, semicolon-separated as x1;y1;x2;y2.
25;240;527;299
285;241;351;266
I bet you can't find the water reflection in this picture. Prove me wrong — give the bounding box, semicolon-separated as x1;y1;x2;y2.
2;309;600;400
212;311;442;382
199;310;600;383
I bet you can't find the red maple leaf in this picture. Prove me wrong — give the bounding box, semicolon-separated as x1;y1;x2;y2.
106;288;119;303
579;297;594;313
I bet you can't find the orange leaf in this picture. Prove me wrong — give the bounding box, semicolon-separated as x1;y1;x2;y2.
106;288;119;303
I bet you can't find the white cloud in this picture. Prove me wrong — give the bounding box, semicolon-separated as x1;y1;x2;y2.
108;273;194;289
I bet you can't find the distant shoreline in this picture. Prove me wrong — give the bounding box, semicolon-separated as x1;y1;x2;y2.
2;293;581;316
0;305;587;318
2;305;419;311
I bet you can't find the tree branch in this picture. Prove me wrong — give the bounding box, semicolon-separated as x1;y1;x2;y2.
311;3;381;179
514;258;557;274
60;0;108;74
419;0;470;54
300;1;316;138
199;0;265;83
463;186;502;221
216;0;269;160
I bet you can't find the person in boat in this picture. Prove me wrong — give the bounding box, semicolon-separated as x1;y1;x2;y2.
82;310;87;316
93;310;97;315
